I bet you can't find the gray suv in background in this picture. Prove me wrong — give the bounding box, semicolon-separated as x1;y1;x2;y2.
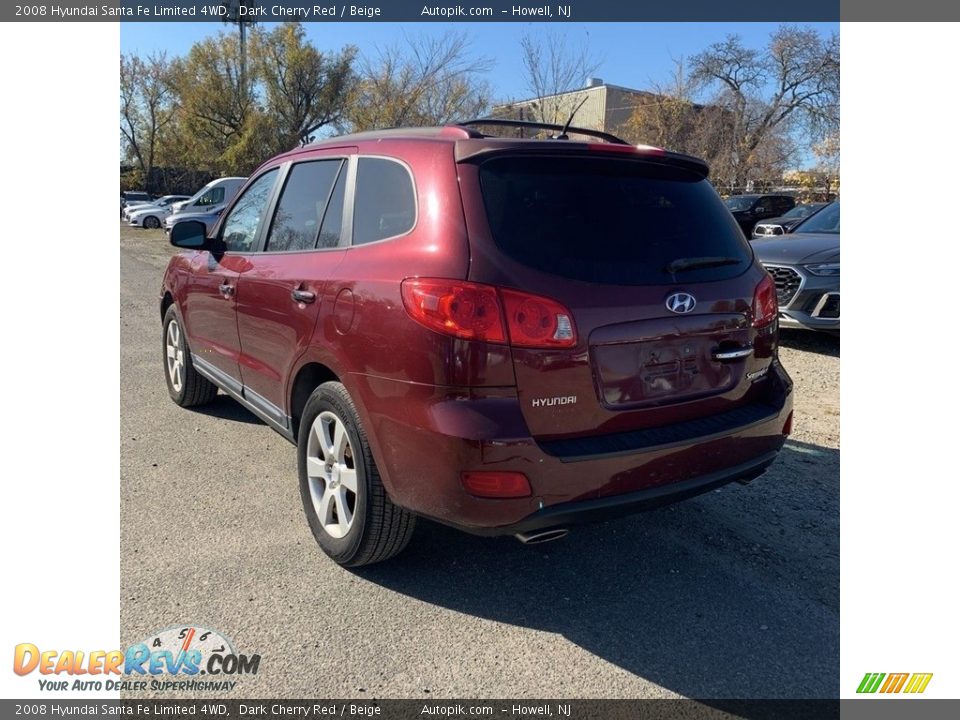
751;202;840;333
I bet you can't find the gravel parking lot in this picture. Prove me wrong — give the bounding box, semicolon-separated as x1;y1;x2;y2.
120;224;839;699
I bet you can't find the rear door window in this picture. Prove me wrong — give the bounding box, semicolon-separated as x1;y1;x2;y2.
352;158;416;245
318;166;347;249
478;156;751;285
265;160;345;252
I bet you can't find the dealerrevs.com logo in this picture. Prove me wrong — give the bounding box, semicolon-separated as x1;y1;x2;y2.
13;626;260;693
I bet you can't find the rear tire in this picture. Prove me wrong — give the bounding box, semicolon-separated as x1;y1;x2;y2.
162;305;218;407
297;382;415;567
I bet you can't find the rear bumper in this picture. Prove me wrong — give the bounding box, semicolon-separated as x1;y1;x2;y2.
353;363;793;535
463;450;779;536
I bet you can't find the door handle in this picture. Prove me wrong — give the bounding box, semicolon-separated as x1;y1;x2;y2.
712;346;753;361
219;282;235;297
291;289;316;304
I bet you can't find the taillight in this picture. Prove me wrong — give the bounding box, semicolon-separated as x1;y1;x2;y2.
782;411;794;436
500;288;576;348
401;279;506;343
752;273;778;328
401;279;577;349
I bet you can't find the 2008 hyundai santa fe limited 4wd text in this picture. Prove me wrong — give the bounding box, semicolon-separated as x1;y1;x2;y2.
161;120;794;566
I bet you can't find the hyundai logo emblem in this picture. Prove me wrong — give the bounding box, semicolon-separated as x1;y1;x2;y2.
666;292;696;314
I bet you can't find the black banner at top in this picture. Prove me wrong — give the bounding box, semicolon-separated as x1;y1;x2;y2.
14;0;844;22
7;0;960;21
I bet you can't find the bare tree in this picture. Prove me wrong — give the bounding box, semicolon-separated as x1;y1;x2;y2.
119;52;175;184
518;31;601;124
253;23;356;146
690;25;839;187
621;59;702;152
812;131;840;194
346;32;493;131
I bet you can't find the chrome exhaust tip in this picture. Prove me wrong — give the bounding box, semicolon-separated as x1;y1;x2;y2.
514;527;569;545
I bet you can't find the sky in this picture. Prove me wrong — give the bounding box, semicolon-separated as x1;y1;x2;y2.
121;21;839;103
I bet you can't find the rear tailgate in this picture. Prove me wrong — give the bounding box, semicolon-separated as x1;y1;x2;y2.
456;149;779;440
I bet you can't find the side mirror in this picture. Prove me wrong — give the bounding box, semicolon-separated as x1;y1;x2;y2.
170;220;208;250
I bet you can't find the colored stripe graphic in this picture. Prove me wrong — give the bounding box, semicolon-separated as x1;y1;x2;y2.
903;673;933;694
857;673;885;693
857;672;933;694
880;673;909;693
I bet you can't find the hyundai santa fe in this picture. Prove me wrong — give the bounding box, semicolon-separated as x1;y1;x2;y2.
161;120;793;566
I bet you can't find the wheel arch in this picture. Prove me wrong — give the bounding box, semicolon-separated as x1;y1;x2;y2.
160;291;174;323
288;361;340;439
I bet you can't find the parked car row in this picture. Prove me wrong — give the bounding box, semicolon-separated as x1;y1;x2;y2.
120;190;152;217
752;202;829;237
124;195;191;228
724;193;796;236
120;177;246;232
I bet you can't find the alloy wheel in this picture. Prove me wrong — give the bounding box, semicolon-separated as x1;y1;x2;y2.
306;411;358;539
165;319;184;393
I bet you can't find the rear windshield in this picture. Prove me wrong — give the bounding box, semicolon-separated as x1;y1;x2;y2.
479;156;752;285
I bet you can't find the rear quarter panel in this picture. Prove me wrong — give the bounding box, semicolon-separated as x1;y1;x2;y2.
290;140;508;498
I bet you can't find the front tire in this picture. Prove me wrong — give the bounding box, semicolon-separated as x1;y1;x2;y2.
162;305;217;407
298;382;415;567
143;215;161;229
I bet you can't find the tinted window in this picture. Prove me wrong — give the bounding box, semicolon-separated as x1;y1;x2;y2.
318;165;347;249
196;187;226;207
724;196;755;212
756;197;775;212
479;156;751;285
266;160;344;252
220;170;278;252
794;203;840;234
353;158;416;245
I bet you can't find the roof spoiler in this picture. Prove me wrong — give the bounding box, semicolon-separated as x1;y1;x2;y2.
454;141;710;179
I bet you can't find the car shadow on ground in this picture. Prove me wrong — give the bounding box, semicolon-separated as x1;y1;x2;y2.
357;439;839;699
779;329;839;357
190;394;264;425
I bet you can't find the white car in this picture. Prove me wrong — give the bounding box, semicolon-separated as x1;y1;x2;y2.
125;195;191;228
164;207;225;235
170;177;246;215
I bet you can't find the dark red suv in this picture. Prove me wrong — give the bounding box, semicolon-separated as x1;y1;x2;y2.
161;121;793;566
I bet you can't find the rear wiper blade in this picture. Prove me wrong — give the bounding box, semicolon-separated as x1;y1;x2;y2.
664;256;743;273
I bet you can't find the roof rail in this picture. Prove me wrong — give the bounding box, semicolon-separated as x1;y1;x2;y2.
306;125;482;146
457;118;630;145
